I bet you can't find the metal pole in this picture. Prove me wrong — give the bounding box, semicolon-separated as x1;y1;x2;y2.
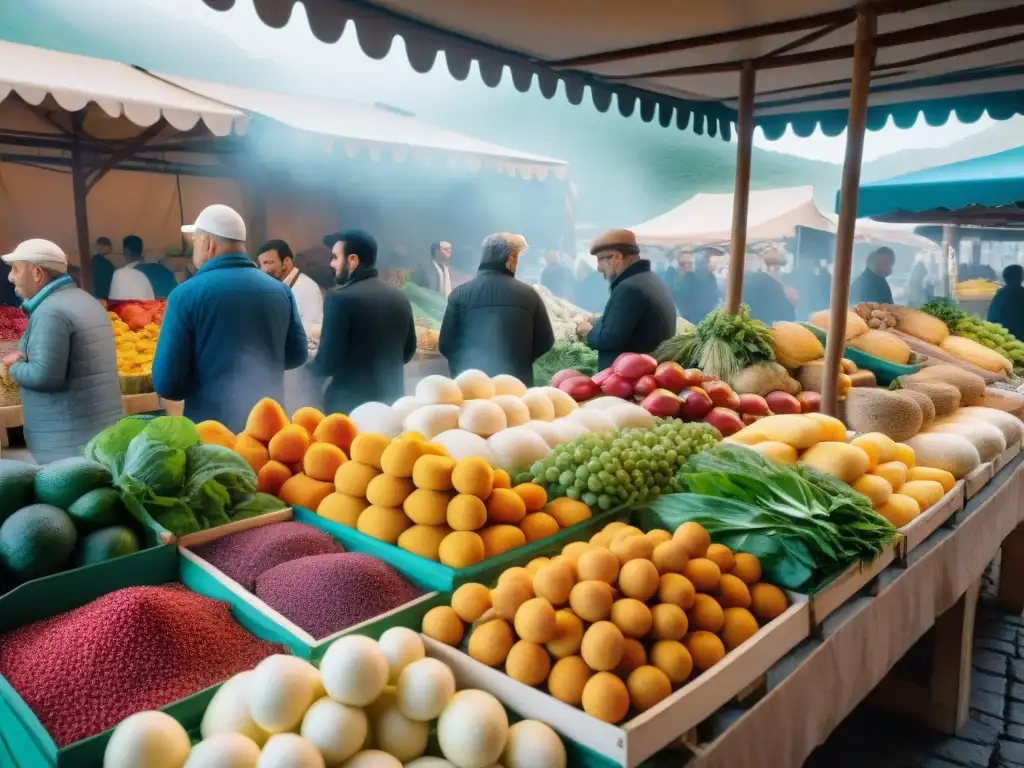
725;61;756;313
70;139;93;294
821;7;876;415
939;224;951;298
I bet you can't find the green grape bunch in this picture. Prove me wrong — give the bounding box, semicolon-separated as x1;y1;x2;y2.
523;419;722;510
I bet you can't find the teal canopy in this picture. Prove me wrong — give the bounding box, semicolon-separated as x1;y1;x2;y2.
851;146;1024;223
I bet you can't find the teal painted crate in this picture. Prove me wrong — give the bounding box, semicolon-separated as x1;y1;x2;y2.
295;505;622;592
177;509;446;662
0;545;299;768
799;322;923;385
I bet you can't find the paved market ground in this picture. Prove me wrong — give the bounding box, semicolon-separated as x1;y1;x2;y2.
805;558;1024;768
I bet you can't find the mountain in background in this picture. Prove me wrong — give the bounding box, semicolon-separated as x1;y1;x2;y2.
2;0;1018;226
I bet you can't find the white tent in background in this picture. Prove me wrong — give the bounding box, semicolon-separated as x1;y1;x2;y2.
629;186;936;250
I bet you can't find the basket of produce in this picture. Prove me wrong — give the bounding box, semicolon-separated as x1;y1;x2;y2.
801;315;923;385
117;371;153;395
0;361;19;407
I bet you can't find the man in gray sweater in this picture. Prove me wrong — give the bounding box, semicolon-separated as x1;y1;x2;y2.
2;240;122;463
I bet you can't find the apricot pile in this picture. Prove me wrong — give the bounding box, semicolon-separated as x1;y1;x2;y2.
422;520;789;725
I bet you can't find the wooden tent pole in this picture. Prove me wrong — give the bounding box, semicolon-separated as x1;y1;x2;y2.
725;61;756;314
821;6;876;415
70;119;93;294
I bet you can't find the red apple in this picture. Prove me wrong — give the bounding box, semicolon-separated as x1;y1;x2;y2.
600;373;635;399
703;380;736;409
738;393;771;416
678;387;714;421
765;391;802;415
653;361;688;394
633;374;658;397
797;391;822;413
704;407;744;437
551;369;582;389
641;389;682;418
682;368;705;387
612;353;658;380
559;376;599;402
591;368;614;387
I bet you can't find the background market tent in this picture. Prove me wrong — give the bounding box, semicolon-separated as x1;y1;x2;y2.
629;186;934;249
854;144;1024;226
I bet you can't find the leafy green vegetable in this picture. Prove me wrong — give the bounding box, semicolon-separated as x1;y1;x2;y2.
653;305;774;380
120;438;188;497
659;443;898;589
141;416;200;451
229;493;289;521
83;418;150;478
533;342;598;386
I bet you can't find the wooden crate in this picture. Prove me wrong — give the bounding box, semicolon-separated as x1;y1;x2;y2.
809;542;899;625
0;404;22;451
901;481;965;554
965;461;994;500
995;441;1022;474
422;595;811;768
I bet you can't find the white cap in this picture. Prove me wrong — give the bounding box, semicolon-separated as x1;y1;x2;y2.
1;239;69;273
181;204;246;241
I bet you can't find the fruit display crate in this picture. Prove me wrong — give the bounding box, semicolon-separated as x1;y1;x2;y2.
295;505;622;592
899;480;966;555
798;322;924;385
178;509;445;661
423;589;809;768
0;545;290;768
966;461;995;500
995;440;1022;474
806;540;900;626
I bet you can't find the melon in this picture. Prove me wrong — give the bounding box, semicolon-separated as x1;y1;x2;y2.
184;733;260;768
927;419;1005;462
437;690;509;768
248;655;322;734
397;657;456;722
200;672;269;746
256;733;325;768
104;711;191;768
319;635;389;707
904;433;981;479
299;697;367;766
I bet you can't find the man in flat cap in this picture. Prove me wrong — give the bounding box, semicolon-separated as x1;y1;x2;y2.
439;233;554;385
577;229;676;370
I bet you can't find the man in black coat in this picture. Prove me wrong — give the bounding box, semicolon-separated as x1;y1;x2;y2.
988;265;1024;343
578;229;676;371
313;229;417;414
850;247;895;305
439;233;554;386
411;240;454;298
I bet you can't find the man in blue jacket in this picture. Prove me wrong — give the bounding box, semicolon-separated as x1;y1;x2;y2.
153;204;307;432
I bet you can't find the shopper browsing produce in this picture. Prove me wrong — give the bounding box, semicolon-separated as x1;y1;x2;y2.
577;229;676;370
2;239;122;462
153;205;308;433
439;233;555;386
256;239;324;336
314;229;417;414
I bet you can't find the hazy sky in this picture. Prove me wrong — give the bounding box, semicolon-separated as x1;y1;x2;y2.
142;0;994;164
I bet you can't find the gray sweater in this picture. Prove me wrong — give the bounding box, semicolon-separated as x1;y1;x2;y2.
10;283;122;463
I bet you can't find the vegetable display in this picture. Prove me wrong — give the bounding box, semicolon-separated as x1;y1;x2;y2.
520;419;721;507
533;283;592;343
654;306;775;382
922;297;1021;375
85;415;285;536
423;520;789;724
104;631;568;768
663;443;899;589
534;341;598;386
0;456;143;583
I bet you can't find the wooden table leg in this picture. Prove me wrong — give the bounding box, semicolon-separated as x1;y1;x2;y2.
998;522;1024;614
0;425;8;450
926;578;981;733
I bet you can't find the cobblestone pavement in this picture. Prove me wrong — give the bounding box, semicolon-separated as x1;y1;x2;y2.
805;561;1024;768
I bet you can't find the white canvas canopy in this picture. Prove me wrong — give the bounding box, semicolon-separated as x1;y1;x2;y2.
630;186;936;250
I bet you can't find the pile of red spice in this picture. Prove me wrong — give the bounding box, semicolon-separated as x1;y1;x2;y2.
0;585;279;746
0;307;27;342
255;553;424;639
191;521;343;590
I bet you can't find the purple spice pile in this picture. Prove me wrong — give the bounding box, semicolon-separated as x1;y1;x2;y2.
191;521;343;590
254;553;424;639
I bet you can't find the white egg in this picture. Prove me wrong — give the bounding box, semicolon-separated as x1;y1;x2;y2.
397;658;456;722
257;734;325;768
341;750;403;768
491;374;527;398
248;655;323;734
392;396;426;421
378;626;426;684
200;672;270;746
502;721;566;768
184;733;260;768
300;697;368;766
103;711;191;768
373;705;430;762
320;635;390;707
350;402;404;439
454;369;496;400
437;690;509;768
404;759;457;768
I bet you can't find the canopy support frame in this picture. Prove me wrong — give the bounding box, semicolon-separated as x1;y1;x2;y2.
70;114;93;294
822;6;877;415
726;61;756;313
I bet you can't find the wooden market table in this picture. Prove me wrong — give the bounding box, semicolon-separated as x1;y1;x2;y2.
0;394;183;449
679;454;1024;768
